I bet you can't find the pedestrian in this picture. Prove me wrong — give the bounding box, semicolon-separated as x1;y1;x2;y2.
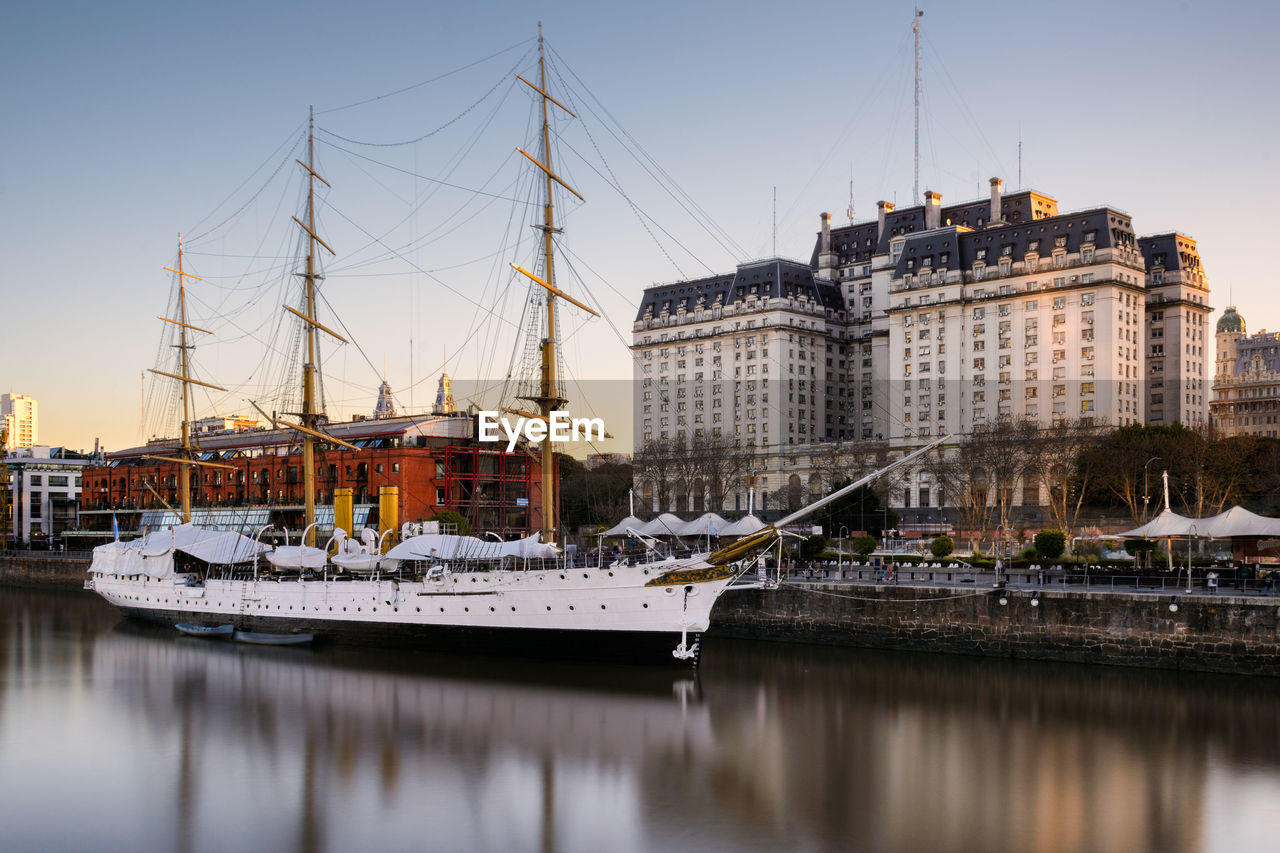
1207;570;1219;595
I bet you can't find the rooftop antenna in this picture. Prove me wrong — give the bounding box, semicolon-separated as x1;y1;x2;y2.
847;169;855;225
913;6;924;205
772;186;777;257
1018;123;1023;190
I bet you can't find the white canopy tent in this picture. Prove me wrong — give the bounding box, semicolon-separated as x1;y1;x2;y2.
1198;506;1280;538
635;513;686;537
1116;509;1201;539
601;516;646;537
1118;506;1280;540
677;513;730;537
719;515;767;537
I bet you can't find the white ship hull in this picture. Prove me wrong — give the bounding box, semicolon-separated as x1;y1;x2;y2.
88;559;739;664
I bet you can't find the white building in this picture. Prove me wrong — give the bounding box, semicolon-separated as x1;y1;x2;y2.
4;445;94;544
1138;233;1211;426
631;258;847;512
632;179;1212;517
2;393;38;448
1210;307;1280;437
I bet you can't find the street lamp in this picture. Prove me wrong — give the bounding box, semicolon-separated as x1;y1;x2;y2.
838;525;849;576
1141;456;1162;526
1187;523;1196;594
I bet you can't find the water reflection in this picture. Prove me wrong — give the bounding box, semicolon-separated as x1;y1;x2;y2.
1;587;1279;852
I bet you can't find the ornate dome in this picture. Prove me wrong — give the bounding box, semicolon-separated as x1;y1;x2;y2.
1217;306;1245;335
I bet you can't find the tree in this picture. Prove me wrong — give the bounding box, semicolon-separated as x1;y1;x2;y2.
559;455;633;530
634;437;677;512
1026;418;1106;537
808;483;897;539
929;445;993;554
633;434;751;514
687;433;751;512
1085;423;1244;523
428;510;470;537
800;534;828;560
1034;529;1066;559
853;535;877;556
930;535;954;558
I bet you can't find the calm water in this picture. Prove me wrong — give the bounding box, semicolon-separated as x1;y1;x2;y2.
2;588;1279;853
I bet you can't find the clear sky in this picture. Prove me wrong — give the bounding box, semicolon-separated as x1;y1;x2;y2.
3;0;1276;453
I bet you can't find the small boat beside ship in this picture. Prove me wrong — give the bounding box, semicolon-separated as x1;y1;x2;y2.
234;631;314;646
176;623;233;638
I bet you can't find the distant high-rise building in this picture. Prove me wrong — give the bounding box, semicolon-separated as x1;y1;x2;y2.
1210;307;1280;437
2;394;37;448
374;380;396;419
432;373;456;416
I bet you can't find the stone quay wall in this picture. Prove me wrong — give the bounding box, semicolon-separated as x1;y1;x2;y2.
709;583;1280;677
0;553;91;587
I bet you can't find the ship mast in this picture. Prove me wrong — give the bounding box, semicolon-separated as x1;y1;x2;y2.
278;108;358;546
145;236;230;523
301;109;324;545
176;239;196;520
509;26;596;544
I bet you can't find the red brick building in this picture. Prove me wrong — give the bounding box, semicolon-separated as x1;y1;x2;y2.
78;412;549;542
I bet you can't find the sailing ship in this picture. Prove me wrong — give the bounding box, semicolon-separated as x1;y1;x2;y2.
85;32;946;663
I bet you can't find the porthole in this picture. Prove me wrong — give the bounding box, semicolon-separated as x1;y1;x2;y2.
600;604;606;610
664;587;675;596
464;607;469;612
546;606;551;611
559;574;565;579
569;605;575;611
440;607;445;612
643;603;649;608
489;606;495;612
583;573;589;579
511;606;517;612
608;571;614;577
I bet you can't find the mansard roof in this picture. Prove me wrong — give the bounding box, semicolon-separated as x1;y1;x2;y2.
888;207;1133;279
812;188;1062;263
1138;232;1200;272
636;258;841;322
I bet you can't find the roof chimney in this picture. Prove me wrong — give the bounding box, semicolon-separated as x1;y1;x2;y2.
877;200;894;241
923;190;941;230
989;177;1003;224
817;212;837;278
